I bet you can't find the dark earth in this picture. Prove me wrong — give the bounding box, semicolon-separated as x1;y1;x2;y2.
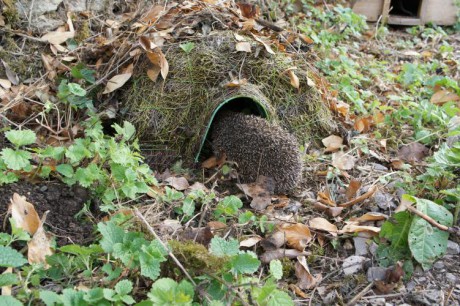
0;180;96;246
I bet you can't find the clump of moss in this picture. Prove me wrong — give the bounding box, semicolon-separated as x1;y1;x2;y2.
167;240;228;277
2;0;19;25
211;111;302;193
75;21;91;43
281;257;295;278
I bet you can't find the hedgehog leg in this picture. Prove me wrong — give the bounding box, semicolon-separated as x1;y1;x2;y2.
211;111;302;194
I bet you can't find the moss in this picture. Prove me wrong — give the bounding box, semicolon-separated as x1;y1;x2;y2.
121;31;337;167
75;21;91;43
307;244;325;264
281;257;295;278
2;0;19;25
167;240;228;277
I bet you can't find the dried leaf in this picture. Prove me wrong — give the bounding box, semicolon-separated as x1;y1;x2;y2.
349;212;388;223
345;179;361;200
165;176;189;191
224;78;248;88
309;217;338;236
237;2;259;19
295;256;322;290
354;116;372;133
317;190;336;206
234;33;246;41
430;89;460;105
238;176;274;211
332;151;355;170
250;33;275;55
9;193;40;235
322;135;343;153
339;222;380;235
147;67;161;82
202;153;226;169
260;231;286;250
260;249;310;263
207;221;227;230
289;284;309;298
1;60;19;85
287;70;299;89
240;236;262;248
28;211;53;268
236;42;252;52
278;223;312;251
102;73;132;94
0;78;11;89
41;31;75;45
397;143;429;163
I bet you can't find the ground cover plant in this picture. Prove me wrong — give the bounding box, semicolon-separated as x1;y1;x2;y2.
0;0;459;305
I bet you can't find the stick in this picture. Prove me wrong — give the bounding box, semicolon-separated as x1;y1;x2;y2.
346;282;374;306
339;185;377;208
405;205;460;236
133;208;197;286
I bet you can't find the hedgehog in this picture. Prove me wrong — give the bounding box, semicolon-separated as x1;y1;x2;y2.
211;111;303;194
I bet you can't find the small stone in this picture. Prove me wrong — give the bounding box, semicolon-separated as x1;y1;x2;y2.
446;240;460;255
374;191;397;210
368;242;378;256
342;255;368;275
433;261;445;269
385;303;394;306
416;277;426;283
446;273;457;284
343;239;354;251
39;185;48;192
371;163;388;172
353;237;369;256
367;267;388;282
406;281;416;291
367;298;385;306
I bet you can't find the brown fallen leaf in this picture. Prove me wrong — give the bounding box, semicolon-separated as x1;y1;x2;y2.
289;284;309;298
201;153;226;169
349;212;388;223
1;268;13;295
41;31;75;45
239;236;262;248
28;211;54;268
312;202;343;217
317;190;336;207
250;33;275;55
224;78;248;88
332;151;355;170
278;223;312;251
260;231;286;251
237;2;259;19
287;70;300;89
102;73;132;94
322;135;343;153
339;222;380;235
397;143;429;163
354;116;372;133
9;193;40;235
295;256;322;290
238;176;274;211
207;221;227;231
430;89;460;105
180;227;213;246
309;217;338;236
260;249;310;263
345;179;361;200
1;60;19;85
165;176;189;191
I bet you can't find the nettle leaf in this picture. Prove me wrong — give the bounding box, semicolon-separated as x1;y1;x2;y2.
56;164;74;178
139;240;168;281
0;296;23;306
66;139;92;163
230;252;260;275
5;130;36;147
269;260;283;280
113;121;136;141
83;288;104;303
407;196;453;270
61;288;85;306
214;195;243;218
209;237;239;257
0;273;19;286
68;83;87;96
1;148;31;170
40;290;62;306
148;278;194;306
266;290;294;306
115;279;133;296
98;221;125;253
0;245;28;267
0;172;18;185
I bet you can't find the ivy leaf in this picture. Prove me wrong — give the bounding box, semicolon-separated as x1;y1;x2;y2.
68;83;86;96
5;130;36;147
0;245;28;267
71;64;96;84
230;252;260;275
1;148;31;170
209;237;239;257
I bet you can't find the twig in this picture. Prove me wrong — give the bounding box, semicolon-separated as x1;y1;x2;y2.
339;185;377;208
133;208;197;286
346;282;374;306
405;205;460;236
